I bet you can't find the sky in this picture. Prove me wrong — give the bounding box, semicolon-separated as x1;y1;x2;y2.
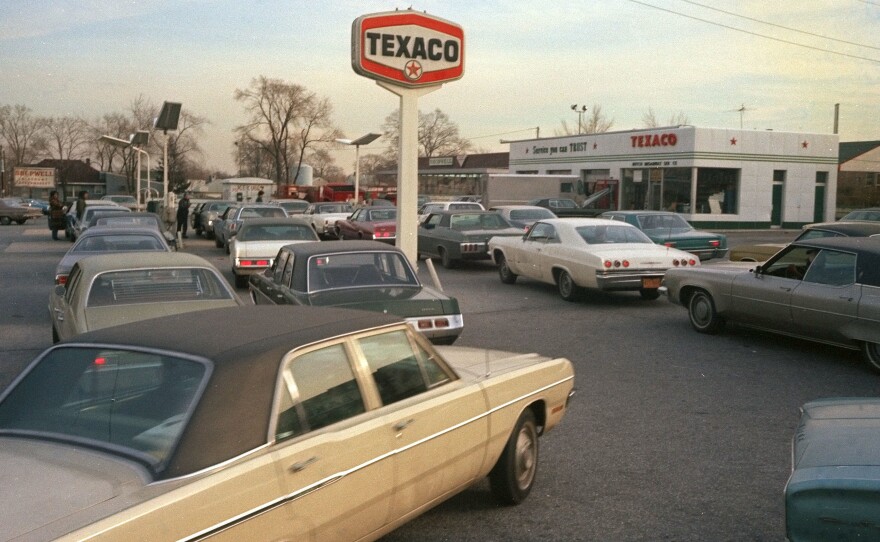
1;0;878;175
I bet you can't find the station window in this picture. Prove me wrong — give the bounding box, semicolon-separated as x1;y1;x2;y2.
695;168;739;214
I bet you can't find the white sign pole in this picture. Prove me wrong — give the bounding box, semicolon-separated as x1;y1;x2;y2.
378;81;440;265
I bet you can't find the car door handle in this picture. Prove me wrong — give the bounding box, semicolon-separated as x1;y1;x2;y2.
839;295;854;301
779;287;791;292
54;308;64;321
393;418;415;432
289;456;318;473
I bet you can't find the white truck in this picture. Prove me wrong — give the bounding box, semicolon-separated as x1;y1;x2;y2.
477;173;618;216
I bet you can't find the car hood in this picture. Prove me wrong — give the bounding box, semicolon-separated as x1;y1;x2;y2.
0;437;149;540
794;398;880;469
234;239;312;258
305;286;456;316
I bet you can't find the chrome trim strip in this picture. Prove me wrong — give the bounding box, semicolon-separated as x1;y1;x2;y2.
181;373;574;540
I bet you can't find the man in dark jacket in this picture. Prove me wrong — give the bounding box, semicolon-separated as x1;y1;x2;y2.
176;193;191;238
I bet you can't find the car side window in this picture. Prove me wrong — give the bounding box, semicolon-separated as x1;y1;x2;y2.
425;214;443;228
273;251;289;283
802;249;856;286
281;253;295;288
65;266;83;304
357;330;451;406
762;246;816;280
275;343;365;441
527;223;555;242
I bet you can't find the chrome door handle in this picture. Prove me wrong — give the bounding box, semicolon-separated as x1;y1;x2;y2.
393;419;414;432
839;296;854;301
54;309;64;321
289;456;318;473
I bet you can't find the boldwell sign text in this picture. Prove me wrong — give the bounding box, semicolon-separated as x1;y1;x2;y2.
351;10;464;88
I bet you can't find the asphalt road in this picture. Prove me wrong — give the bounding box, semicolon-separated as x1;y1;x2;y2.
2;220;878;541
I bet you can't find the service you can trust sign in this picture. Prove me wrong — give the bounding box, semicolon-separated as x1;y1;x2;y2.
351;10;464;88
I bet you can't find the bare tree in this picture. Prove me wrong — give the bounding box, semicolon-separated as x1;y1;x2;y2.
91;112;136;173
556;104;614;136
307;147;344;183
380;108;473;163
43;115;90;197
234;76;340;189
0;104;46;169
642;108;690;128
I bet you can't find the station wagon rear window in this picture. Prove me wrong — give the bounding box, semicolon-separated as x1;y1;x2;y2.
308;252;418;290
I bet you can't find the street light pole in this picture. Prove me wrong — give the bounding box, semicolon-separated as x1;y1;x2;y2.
571;104;587;135
336;133;381;204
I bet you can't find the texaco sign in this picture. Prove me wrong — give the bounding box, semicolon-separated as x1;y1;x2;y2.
351;10;464;88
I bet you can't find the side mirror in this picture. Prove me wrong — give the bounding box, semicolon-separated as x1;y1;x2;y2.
753;265;762;275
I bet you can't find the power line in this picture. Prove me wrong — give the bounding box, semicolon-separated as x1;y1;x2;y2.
465;127;539;141
628;0;880;64
680;0;880;51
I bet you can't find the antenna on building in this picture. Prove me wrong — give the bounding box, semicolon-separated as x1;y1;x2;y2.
728;104;754;129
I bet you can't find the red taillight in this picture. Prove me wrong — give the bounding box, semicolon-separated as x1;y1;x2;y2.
240;259;270;267
622;260;630;268
94;357;106;366
418;318;450;330
664;242;675;247
604;260;612;268
55;274;68;285
709;240;720;247
689;258;697;266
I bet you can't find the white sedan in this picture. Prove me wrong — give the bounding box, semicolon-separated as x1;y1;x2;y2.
488;218;700;301
229;217;320;287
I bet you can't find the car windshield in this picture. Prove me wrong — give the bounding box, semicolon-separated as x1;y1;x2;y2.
87;268;233;306
637;214;692;231
449;213;510;230
0;346;207;470
448;203;482;211
576;225;654;244
73;233;166;252
237;223;317;242
308;251;418;291
277;201;308;212
509;208;555;221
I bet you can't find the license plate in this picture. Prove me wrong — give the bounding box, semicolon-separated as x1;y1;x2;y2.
642;277;661;289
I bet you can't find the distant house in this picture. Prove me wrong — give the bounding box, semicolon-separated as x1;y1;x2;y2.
30;159;101;200
838;141;880;212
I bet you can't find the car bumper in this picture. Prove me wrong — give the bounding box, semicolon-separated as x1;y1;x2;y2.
687;247;729;260
595;270;665;291
405;314;464;345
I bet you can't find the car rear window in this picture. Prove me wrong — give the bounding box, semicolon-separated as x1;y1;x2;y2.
87;268;233;306
0;347;207;469
73;234;166;252
237;224;317;242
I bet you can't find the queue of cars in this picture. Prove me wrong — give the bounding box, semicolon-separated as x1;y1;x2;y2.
21;196;880;539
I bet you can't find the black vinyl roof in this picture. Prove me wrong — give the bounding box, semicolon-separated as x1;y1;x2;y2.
68;305;402;478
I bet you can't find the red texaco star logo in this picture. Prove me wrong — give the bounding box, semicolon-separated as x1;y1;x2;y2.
802;141;809;148
730;137;737;145
404;60;423;81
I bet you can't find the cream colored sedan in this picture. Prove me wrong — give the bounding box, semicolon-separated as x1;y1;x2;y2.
0;305;575;541
489;218;700;301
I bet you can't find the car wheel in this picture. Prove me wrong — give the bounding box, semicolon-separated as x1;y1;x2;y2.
557;270;580;301
863;342;880;372
0;216;10;226
52;325;59;344
498;255;517;284
639;288;660;300
489;409;538;505
15;219;26;225
234;273;248;288
688;290;725;334
439;247;455;269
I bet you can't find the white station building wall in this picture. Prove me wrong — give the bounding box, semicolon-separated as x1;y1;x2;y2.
508;126;838;228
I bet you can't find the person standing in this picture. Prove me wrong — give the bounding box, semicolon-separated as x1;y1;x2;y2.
75;191;87;221
256;190;264;202
176;193;191;238
48;190;66;241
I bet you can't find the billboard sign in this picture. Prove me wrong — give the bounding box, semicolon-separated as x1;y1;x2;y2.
351;10;464;88
14;167;55;188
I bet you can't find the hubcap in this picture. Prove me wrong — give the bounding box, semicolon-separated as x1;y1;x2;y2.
515;428;536;489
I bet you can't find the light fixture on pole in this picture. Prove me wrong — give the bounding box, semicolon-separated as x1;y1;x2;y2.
571;104;587;135
153;101;182;208
130;131;150;210
335;133;381;204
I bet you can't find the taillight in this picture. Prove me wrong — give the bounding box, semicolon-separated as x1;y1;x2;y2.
239;259;271;267
603;260;626;268
709;240;720;247
604;260;612;268
664;242;676;247
55;274;68;285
